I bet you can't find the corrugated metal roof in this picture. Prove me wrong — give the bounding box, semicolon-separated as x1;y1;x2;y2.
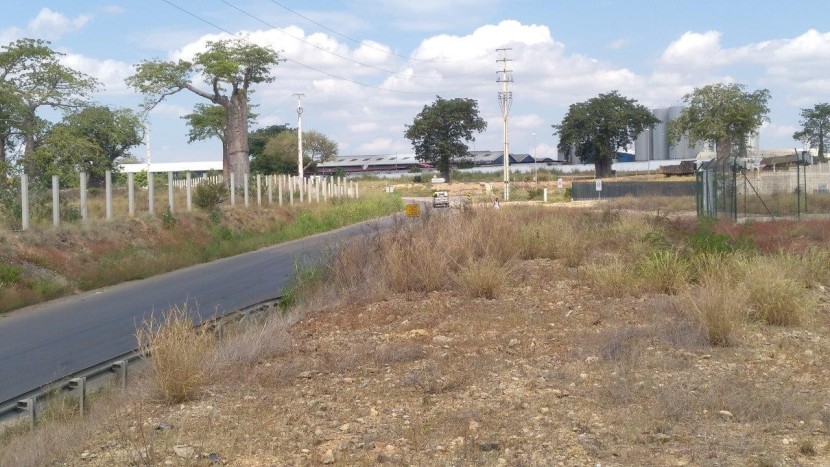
118;161;223;173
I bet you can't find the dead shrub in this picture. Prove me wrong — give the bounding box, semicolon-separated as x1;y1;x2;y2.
403;363;461;395
455;256;511;299
597;326;649;363
684;280;745;346
137;305;216;404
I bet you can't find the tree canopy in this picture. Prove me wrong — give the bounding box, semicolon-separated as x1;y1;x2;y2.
126;38;282;184
553;91;658;178
250;129;338;175
404;96;486;182
0;38;99;165
793;103;830;162
25;106;143;186
668;83;770;160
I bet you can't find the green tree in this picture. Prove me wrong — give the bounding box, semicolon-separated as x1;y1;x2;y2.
0;38;99;165
668;83;771;160
28;124;104;186
553;91;658;178
249;124;291;162
126;38;282;185
181;103;257;163
793;103;830;162
64;106;143;173
404;96;487;182
251;129;337;174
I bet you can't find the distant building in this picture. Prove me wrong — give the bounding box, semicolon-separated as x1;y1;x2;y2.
118;161;223;174
317;151;547;175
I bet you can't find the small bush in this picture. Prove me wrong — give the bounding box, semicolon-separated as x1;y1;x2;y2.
636;250;691;295
742;257;816;326
585;256;640;297
193;181;230;210
161;207;177;229
689;221;754;255
685;280;745;346
412;175;423;183
137;305;216;404
455;256;510;299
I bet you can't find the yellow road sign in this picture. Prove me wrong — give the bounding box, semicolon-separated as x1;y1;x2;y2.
405;203;421;217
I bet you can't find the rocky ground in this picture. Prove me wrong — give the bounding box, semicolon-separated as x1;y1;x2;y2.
62;257;830;466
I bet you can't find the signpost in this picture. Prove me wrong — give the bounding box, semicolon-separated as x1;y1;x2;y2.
595;178;602;201
405;203;421;217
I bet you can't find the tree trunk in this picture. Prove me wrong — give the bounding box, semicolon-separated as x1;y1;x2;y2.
715;138;732;160
224;93;250;187
594;157;612;178
0;133;6;164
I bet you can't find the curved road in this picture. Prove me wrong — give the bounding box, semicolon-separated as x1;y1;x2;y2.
0;215;399;403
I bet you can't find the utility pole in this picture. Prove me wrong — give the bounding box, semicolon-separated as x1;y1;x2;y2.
144;117;151;170
293;93;305;180
497;48;513;201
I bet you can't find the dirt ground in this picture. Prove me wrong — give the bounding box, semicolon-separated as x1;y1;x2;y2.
61;256;830;466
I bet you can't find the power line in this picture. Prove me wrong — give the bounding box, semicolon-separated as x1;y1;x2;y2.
265;0;478;64
158;0;476;96
219;0;444;80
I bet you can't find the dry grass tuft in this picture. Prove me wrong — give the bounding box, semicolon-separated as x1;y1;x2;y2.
584;256;640;297
636;250;691;295
685;280;746;346
455;256;511;299
741;256;817;326
137;305;216;404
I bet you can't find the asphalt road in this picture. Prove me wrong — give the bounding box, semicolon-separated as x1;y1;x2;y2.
0;216;398;403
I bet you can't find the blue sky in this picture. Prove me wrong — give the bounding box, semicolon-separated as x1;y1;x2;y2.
3;1;830;162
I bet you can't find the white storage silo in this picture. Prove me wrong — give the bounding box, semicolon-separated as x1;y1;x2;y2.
651;108;670;161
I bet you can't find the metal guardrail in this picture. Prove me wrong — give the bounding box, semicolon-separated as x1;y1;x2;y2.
0;297;282;428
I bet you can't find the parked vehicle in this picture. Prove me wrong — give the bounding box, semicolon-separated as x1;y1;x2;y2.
432;191;449;208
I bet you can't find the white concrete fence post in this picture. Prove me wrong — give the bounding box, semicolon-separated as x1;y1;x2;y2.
186;171;192;212
244;174;250;207
128;173;135;217
167;172;174;213
230;172;236;207
105;170;113;221
52;175;59;226
299;175;304;203
147;172;154;215
543;188;548;203
267;174;273;205
257;174;262;206
289;176;294;205
79;172;88;222
20;173;29;231
356;182;359;199
278;174;283;206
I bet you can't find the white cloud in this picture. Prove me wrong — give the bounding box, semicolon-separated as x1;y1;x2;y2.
608;37;629;50
348;122;379;133
28;8;91;40
60;54;132;94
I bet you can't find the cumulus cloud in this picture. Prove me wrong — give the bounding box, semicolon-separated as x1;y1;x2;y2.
60;53;132;94
28;8;91;40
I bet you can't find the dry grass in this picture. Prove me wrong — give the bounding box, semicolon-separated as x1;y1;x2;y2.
635;250;691;295
685;279;746;346
136;305;216;404
454;255;511;299
584;256;640;297
741;256;817;326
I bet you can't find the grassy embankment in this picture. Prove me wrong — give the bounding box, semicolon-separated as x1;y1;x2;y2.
3;204;829;465
0;193;403;313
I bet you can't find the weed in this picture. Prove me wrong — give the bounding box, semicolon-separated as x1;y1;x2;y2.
799;438;817;456
0;262;21;286
137;305;216;404
161;208;177;229
455;256;510;299
635;250;691;295
685;280;745;346
742;257;816;326
585;256;640;297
